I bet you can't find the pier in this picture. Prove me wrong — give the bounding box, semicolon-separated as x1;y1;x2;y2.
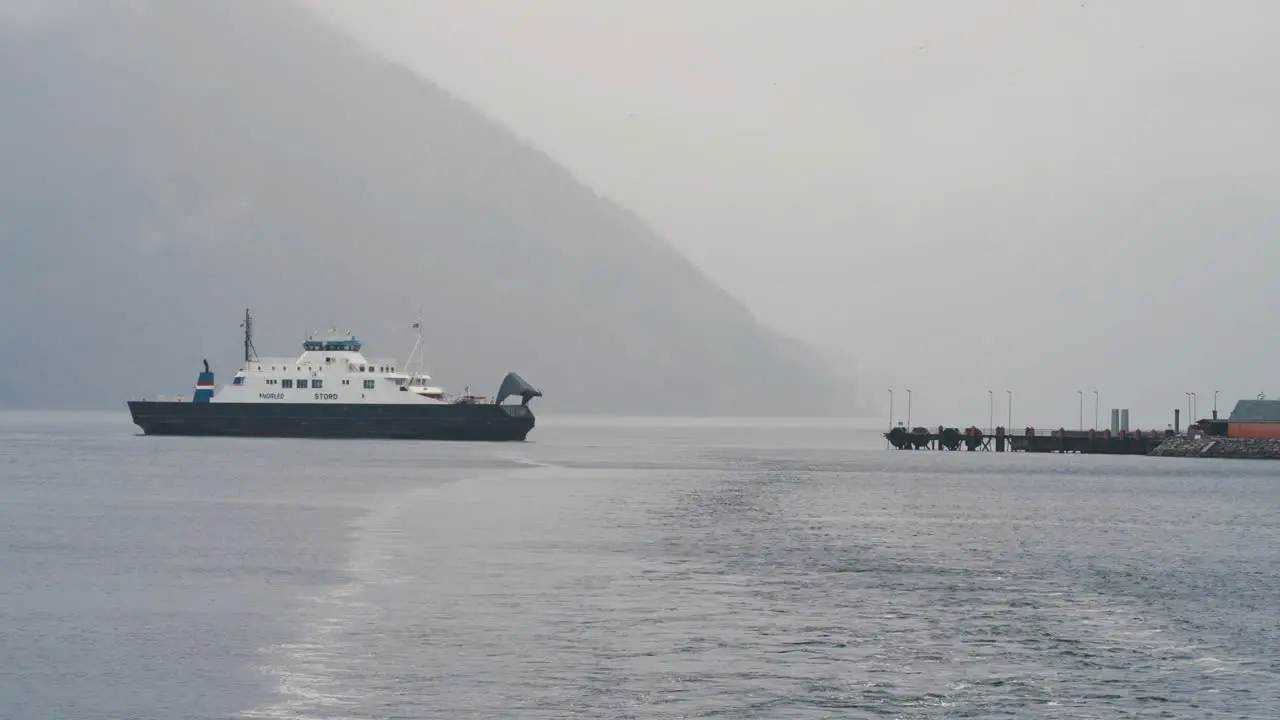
884;425;1173;455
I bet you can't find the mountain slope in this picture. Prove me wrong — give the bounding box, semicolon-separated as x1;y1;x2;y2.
0;0;856;415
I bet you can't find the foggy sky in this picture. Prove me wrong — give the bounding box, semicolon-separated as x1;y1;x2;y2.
302;0;1280;429
5;0;1269;425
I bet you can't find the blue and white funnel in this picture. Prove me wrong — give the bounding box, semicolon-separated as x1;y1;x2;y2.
193;359;215;403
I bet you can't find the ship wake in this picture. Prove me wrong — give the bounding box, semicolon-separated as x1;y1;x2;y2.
240;460;562;718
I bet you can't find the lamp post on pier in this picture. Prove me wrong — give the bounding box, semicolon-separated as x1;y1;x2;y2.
1076;390;1083;431
1190;392;1197;422
1185;392;1193;427
1093;389;1099;431
1006;390;1013;429
906;389;912;428
988;389;993;432
1214;389;1220;419
886;388;894;448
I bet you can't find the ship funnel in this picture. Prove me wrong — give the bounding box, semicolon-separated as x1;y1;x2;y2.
193;359;215;403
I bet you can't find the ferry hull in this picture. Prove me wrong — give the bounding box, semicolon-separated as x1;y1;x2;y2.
126;401;536;441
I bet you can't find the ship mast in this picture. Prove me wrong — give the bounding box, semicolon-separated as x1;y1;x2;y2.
241;308;258;365
407;308;425;376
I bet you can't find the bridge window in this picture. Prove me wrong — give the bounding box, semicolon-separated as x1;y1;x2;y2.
282;379;293;389
312;379;323;389
232;377;244;385
297;379;308;388
363;379;375;389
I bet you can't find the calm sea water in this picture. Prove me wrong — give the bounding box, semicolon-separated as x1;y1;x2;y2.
2;411;1278;718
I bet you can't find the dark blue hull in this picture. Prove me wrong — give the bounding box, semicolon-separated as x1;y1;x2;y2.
127;401;535;441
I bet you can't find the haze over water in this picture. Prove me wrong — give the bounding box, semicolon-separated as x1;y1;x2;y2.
3;411;1278;718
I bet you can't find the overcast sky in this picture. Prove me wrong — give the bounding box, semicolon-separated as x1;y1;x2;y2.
305;0;1279;428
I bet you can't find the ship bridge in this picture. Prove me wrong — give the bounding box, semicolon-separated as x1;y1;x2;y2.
302;330;362;353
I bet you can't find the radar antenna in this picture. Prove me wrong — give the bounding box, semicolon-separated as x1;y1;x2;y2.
240;308;259;364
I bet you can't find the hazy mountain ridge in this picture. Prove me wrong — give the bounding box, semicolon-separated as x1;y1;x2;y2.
0;0;857;415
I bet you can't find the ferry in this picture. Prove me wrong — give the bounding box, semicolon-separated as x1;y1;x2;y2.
126;310;541;440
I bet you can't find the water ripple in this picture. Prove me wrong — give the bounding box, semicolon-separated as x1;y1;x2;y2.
229;441;1280;718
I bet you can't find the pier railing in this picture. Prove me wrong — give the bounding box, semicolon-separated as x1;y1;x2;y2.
885;424;1176;454
896;426;1172;437
1014;427;1173;437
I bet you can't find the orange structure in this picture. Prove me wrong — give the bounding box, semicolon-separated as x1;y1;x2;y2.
1227;422;1280;439
1207;399;1280;439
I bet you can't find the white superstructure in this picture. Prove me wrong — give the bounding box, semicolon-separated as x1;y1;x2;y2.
214;328;455;404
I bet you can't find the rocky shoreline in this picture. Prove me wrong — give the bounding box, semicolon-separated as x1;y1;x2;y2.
1148;436;1280;459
